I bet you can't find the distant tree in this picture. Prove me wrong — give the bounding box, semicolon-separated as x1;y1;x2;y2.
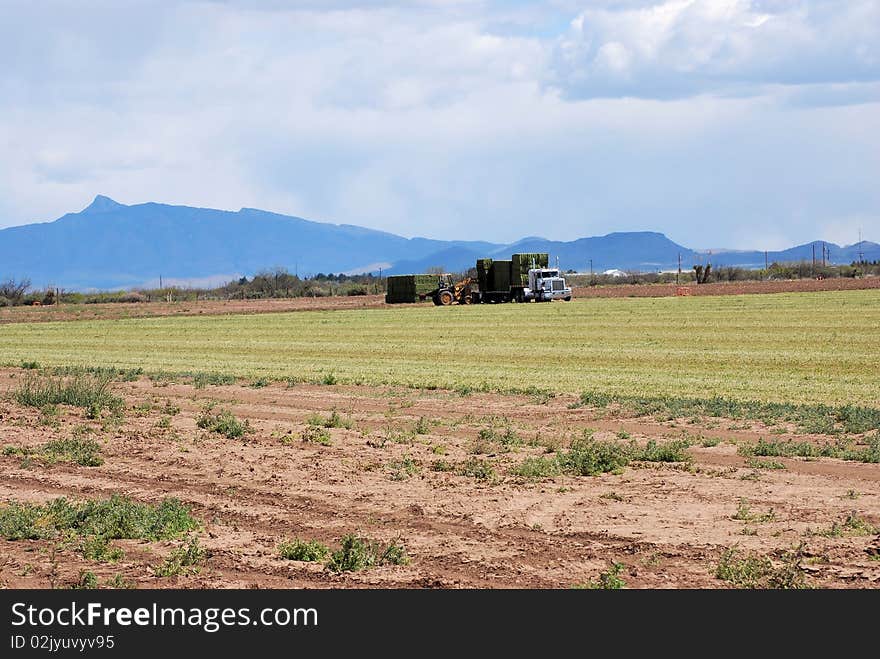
0;277;30;304
426;266;445;275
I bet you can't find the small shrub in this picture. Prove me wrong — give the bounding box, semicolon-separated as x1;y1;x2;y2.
155;536;208;577
557;439;630;476
414;416;430;435
322;373;338;386
581;562;627;589
469;431;495;455
197;408;250;439
20;361;40;370
456;458;496;481
430;459;455;472
250;377;269;388
820;513;877;538
278;538;330;562
71;570;99;589
746;458;786;470
107;573;137;589
326;535;409;573
387;455;420;481
42;438;104;467
511;456;561;479
716;545;809;589
301;426;332;446
308;410;352;429
632;439;691;463
732;499;775;523
80;534;124;562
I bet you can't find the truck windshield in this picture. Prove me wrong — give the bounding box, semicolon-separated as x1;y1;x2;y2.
540;271;559;278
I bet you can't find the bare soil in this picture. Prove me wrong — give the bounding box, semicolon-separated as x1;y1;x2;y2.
1;369;877;589
0;295;387;324
3;277;878;325
572;276;880;298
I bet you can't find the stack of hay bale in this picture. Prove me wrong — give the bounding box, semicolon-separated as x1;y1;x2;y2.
476;258;493;292
487;260;512;292
511;253;549;287
385;274;442;303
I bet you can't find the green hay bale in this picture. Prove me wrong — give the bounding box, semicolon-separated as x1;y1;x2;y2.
488;261;511;292
511;253;549;286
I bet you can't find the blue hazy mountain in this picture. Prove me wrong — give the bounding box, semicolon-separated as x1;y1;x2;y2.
0;196;501;289
0;196;877;289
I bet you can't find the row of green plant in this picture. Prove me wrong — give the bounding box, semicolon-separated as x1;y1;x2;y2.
738;437;880;463
575;391;880;435
13;373;123;417
278;535;408;573
3;437;103;467
0;495;199;543
715;545;811;589
511;436;691;479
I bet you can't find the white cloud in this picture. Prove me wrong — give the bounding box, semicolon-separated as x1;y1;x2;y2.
0;0;877;251
551;0;880;99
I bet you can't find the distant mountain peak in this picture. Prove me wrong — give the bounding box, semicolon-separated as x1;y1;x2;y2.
82;195;124;214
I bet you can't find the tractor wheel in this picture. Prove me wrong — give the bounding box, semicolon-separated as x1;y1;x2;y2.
462;293;473;304
438;290;454;306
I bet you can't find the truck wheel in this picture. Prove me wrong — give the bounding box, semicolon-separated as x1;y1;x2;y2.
564;296;571;302
438;290;454;306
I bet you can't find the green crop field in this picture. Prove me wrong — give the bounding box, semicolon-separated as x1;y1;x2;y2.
1;290;878;406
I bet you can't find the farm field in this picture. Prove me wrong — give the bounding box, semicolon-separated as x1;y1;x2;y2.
1;289;878;589
1;290;879;406
2;276;878;326
0;369;878;589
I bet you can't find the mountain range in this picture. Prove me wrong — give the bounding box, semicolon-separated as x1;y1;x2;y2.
1;196;877;290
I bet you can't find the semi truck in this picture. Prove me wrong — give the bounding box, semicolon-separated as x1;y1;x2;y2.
467;253;572;304
385;253;572;305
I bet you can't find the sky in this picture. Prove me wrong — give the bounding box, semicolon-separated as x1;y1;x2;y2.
1;0;878;249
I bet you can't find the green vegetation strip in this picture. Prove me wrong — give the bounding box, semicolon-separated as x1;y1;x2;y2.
2;290;879;406
576;391;880;436
511;437;691;479
0;495;199;542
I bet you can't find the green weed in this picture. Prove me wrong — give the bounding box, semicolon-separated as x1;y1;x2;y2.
279;538;330;562
197;407;250;439
326;535;409;572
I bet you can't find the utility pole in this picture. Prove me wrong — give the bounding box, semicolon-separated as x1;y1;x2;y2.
764;251;768;272
159;275;163;289
677;253;681;284
589;259;593;277
858;228;864;264
822;242;826;267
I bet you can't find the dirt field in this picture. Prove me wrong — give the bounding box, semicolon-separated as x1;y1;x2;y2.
573;276;880;298
1;369;877;589
0;295;387;324
3;277;878;324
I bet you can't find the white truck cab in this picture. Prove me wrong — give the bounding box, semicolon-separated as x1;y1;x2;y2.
525;268;572;302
